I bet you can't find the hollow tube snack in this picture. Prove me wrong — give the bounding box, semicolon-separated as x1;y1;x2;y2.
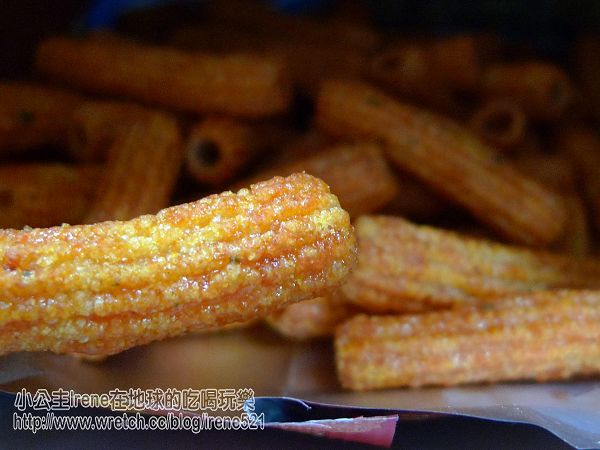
343;216;600;313
84;110;183;223
336;290;600;390
185;117;260;187
36;36;291;117
317;80;567;246
0;173;356;356
468;99;528;150
481;62;574;120
509;150;589;256
0;164;100;229
0;83;81;153
555;125;600;232
237;142;398;218
67;101;155;162
266;292;356;340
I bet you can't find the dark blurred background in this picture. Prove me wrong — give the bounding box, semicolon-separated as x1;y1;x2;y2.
2;0;600;78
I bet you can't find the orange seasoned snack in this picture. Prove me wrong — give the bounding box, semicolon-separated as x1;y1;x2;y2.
67;101;154;162
510;151;577;193
336;290;600;390
0;164;99;229
343;216;600;313
0;173;356;356
239;142;398;218
266;292;356;340
36;36;291;117
172;26;367;95
185;117;260;187
468;99;528;150
0;83;81;153
317;80;567;246
481;62;574;120
84;110;183;223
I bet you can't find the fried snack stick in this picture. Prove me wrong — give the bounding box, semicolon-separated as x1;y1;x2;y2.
509;151;590;256
266;293;356;340
36;36;291;117
556;126;600;233
68;101;154;162
0;164;99;229
468;99;528;150
172;27;367;95
0;173;356;356
0;83;81;153
343;216;600;313
237;143;398;218
185;117;261;187
481;62;574;121
84;110;183;223
317;80;566;246
336;290;600;390
368;35;491;112
510;151;576;193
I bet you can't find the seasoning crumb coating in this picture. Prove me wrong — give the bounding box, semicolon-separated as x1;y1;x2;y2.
344;216;600;313
336;290;600;390
0;173;356;356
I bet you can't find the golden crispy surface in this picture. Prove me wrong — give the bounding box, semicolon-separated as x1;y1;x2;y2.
343;216;600;313
36;36;291;117
316;80;567;246
336;290;600;390
0;173;356;356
